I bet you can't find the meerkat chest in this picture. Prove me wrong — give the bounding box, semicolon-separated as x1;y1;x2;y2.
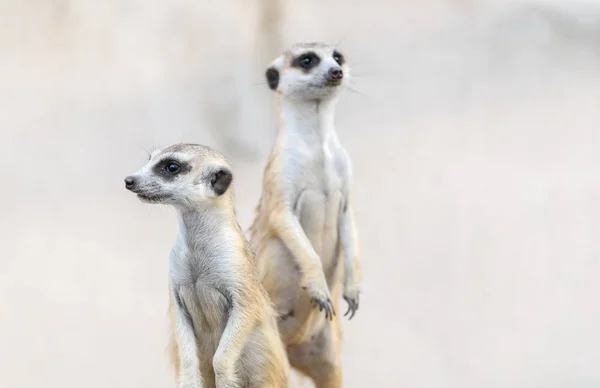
169;241;232;335
286;141;349;257
289;141;347;194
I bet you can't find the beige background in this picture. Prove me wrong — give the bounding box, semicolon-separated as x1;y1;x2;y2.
2;0;600;387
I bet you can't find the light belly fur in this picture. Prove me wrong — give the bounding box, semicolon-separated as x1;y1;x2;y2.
296;189;343;281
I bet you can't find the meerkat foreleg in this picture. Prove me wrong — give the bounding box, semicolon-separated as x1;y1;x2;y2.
339;201;361;319
172;288;204;388
270;205;335;320
212;293;259;388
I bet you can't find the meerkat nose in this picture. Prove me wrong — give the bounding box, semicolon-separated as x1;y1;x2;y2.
124;176;136;190
328;67;343;80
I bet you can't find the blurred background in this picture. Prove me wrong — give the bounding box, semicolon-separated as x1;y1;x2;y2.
2;0;600;387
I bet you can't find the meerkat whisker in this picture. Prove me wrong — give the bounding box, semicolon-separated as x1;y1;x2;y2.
345;84;368;99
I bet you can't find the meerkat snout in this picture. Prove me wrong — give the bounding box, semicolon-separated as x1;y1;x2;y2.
327;66;343;81
124;176;136;190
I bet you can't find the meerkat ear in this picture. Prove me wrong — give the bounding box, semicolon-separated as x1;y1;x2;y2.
210;168;233;196
265;67;279;91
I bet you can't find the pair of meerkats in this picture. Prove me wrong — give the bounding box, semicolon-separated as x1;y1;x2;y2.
124;42;361;388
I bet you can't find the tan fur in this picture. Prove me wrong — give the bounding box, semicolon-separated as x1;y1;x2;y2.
250;44;362;388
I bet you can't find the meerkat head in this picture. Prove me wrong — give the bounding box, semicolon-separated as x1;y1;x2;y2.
124;143;233;208
265;42;349;101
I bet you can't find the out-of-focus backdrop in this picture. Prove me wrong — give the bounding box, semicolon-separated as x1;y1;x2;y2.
2;0;600;387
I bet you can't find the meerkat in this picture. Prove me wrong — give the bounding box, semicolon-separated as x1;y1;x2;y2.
124;143;289;388
249;42;362;388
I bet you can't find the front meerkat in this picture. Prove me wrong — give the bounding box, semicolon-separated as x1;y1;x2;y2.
124;143;289;388
250;42;361;388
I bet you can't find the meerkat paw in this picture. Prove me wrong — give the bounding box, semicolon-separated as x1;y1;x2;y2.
302;275;335;320
343;284;360;320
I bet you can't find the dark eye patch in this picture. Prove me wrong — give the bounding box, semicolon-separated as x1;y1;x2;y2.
152;158;191;181
332;50;345;66
291;51;320;72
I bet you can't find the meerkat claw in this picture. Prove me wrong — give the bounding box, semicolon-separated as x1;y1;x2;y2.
343;295;359;320
344;305;351;317
311;296;334;320
348;302;358;320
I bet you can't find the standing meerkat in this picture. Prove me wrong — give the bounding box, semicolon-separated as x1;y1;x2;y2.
249;42;362;388
124;143;289;388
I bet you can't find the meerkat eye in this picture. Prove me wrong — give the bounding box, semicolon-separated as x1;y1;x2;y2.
332;51;344;66
165;162;181;174
294;52;320;70
300;55;313;66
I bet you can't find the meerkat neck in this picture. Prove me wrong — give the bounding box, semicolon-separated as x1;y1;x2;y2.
176;201;236;244
278;98;337;143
